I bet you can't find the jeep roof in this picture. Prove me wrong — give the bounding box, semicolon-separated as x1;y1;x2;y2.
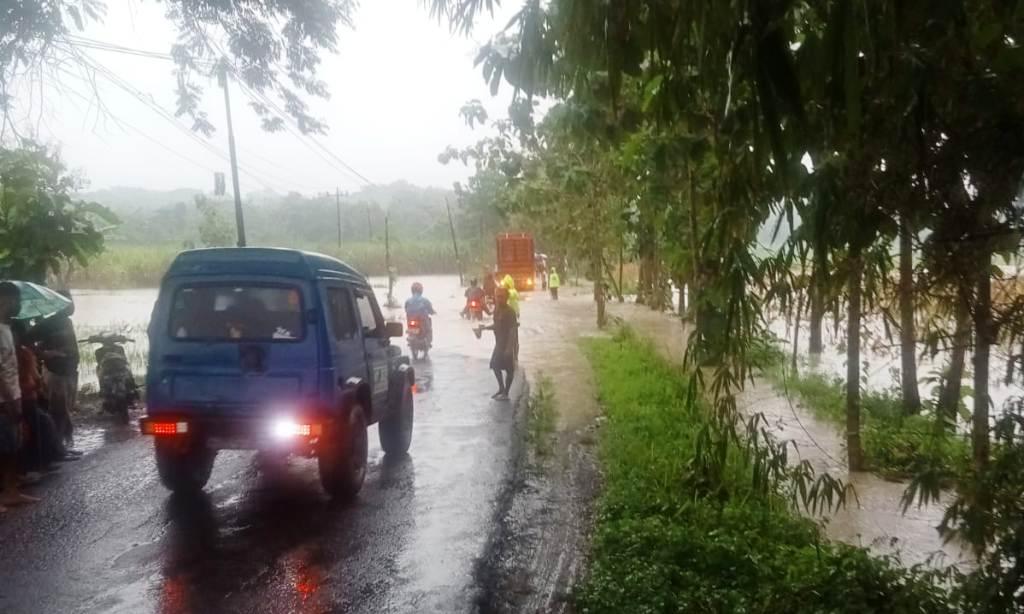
164;247;370;289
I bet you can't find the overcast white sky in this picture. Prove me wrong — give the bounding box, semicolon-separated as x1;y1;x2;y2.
13;1;521;194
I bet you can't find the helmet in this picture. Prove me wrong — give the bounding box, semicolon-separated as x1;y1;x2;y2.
411;282;423;295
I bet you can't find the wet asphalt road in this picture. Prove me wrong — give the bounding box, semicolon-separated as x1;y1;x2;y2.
0;339;527;613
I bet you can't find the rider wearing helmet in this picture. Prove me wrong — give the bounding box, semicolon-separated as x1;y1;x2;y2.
404;282;436;344
462;278;488;318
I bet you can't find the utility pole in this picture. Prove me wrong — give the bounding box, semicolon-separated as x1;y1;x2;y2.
336;188;342;248
385;213;396;307
218;62;246;247
445;198;463;286
366;205;373;241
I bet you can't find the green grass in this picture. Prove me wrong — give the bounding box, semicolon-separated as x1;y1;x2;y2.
526;375;558;459
772;369;970;479
576;329;950;613
70;241;461;288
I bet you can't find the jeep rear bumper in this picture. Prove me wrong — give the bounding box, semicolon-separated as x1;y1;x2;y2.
140;414;333;452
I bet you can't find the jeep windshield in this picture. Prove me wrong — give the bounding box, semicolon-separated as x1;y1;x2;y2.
169;284;304;341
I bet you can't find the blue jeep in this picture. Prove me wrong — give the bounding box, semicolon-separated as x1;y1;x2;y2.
140;248;414;499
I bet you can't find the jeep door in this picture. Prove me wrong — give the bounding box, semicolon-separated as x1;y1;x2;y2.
353;289;391;422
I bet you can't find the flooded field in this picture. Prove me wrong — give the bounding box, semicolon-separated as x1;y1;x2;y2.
70;275;493;387
769;313;1024;423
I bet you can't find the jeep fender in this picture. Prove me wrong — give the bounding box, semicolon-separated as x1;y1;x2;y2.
338;376;372;423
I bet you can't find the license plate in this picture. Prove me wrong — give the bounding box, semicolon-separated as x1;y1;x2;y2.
208;435;258;450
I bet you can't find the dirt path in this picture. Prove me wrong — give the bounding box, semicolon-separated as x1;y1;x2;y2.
477;287;606;613
605;301;972;570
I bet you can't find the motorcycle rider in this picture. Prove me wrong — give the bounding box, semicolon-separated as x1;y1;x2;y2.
462;279;488;318
404;282;436;347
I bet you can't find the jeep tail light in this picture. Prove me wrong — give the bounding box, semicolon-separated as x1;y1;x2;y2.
145;421;189;436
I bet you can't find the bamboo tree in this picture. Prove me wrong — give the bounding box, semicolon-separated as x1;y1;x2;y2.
898;214;921;414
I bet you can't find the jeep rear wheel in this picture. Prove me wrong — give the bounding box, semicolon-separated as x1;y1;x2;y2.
318;405;368;500
155;439;215;493
380;374;414;455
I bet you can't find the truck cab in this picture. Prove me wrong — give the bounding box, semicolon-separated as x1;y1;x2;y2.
141;248;414;499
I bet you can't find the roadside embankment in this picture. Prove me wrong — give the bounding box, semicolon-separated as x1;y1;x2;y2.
575;327;951;613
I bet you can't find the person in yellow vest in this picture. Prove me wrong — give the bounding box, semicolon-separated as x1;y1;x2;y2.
501;275;521;316
548;267;561;300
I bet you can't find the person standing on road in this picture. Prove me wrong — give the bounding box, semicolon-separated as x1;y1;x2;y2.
0;282;39;511
548;268;561;300
33;295;79;447
480;287;517;400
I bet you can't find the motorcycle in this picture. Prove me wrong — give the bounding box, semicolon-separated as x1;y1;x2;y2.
464;297;485;321
406;317;431;361
81;334;139;424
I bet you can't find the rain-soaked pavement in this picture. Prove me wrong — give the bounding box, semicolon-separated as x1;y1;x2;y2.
0;276;540;614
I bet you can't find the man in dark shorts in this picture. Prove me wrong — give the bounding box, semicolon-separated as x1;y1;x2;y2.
481;287;518;400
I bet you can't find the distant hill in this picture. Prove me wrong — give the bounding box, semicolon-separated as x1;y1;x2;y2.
81;187;202;213
81;182;455;246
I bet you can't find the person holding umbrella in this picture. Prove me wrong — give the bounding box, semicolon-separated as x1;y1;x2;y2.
33;300;79;447
0;282;40;510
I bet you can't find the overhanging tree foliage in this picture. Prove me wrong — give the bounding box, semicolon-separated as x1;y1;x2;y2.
0;142;117;282
1;0;356;137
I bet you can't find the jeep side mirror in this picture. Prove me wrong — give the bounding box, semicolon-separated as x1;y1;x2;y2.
384;321;403;338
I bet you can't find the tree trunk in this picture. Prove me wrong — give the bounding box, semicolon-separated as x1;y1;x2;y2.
938;298;970;428
846;249;866;472
972;254;992;470
593;245;606;328
792;287;805;372
618;245;625;304
898;216;921;414
809;244;826;355
687;167;701;333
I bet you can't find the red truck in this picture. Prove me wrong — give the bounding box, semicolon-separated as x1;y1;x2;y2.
496;232;536;292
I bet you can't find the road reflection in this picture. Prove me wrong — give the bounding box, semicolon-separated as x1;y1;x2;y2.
155;454;418;613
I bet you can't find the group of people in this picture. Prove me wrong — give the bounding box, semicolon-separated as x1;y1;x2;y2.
0;282;82;513
405;268;566;402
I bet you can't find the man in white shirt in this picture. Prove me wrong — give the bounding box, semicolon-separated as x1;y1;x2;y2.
0;282;38;511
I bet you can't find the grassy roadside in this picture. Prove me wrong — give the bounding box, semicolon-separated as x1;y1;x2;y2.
576;329;950;613
526;375;558;460
767;367;970;480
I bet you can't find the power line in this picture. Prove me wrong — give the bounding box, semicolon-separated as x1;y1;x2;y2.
63;35;376;189
64;45;299;194
187;35;375;187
